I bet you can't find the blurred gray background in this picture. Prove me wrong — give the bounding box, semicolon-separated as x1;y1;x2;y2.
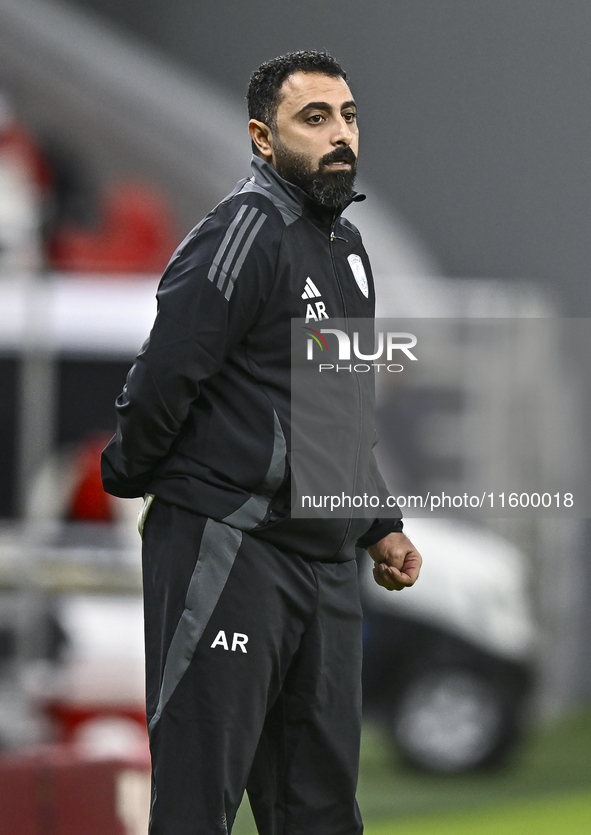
67;0;591;316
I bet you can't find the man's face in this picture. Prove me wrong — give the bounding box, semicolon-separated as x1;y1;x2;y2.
268;72;359;209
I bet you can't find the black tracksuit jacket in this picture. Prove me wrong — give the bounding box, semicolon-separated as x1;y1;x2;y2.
101;156;402;560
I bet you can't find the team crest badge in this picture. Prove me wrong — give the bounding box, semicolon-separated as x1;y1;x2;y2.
347;254;369;298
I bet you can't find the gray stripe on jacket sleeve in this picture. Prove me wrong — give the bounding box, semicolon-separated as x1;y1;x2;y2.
216;206;259;291
224;213;267;300
148;519;242;732
207;204;248;284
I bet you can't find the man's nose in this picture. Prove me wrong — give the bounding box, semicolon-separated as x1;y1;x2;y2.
332;116;354;145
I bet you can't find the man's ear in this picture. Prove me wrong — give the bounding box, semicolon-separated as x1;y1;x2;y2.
249;119;273;160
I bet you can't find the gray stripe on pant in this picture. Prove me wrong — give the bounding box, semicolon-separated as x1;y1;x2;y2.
148;519;243;732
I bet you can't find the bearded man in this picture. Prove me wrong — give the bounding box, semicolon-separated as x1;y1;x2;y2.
102;50;422;835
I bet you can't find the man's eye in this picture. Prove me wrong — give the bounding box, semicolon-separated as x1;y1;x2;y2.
344;112;357;122
307;114;324;124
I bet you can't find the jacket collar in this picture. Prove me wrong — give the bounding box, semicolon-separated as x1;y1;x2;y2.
250;155;365;226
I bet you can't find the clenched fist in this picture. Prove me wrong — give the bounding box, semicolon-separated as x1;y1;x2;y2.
367;532;422;591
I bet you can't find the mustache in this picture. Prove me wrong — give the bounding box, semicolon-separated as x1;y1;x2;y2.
320;146;357;167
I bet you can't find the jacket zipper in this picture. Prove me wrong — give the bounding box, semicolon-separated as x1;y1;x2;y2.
328;216;364;554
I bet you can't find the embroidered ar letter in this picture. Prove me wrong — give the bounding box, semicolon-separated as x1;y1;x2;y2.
211;630;229;650
231;633;249;653
210;631;249;652
305;302;329;323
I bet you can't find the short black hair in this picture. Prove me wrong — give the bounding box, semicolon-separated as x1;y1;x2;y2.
247;50;348;131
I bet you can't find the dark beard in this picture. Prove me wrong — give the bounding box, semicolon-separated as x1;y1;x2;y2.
273;142;357;210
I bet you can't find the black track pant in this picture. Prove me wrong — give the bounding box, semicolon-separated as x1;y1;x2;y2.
142;498;364;835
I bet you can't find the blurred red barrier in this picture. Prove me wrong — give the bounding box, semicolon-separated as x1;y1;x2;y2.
0;753;40;835
49;182;177;273
0;746;150;835
66;435;116;522
45;701;147;744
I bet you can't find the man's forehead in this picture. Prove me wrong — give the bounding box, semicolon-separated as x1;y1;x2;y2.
277;72;354;112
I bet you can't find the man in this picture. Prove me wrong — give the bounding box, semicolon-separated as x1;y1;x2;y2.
102;50;421;835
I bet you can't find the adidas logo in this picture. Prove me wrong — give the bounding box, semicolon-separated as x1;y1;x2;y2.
301;277;322;299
